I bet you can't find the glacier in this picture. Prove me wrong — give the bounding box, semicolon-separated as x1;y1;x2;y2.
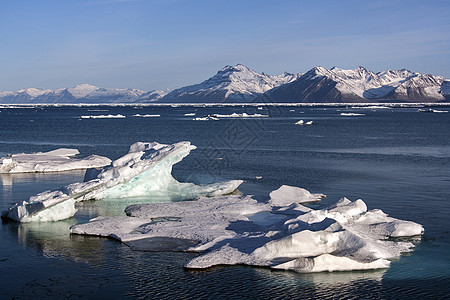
70;185;424;273
1;142;242;222
0;148;111;173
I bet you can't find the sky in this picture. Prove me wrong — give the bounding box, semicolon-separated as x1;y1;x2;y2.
1;0;449;91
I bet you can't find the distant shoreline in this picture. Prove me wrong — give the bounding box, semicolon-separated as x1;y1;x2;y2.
1;102;450;108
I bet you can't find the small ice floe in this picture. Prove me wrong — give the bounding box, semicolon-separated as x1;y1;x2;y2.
2;142;242;222
295;120;313;125
0;149;111;174
81;114;126;119
210;113;268;118
255;176;263;180
193;115;219;121
184;113;196;116
340;113;366;116
71;185;424;274
418;109;448;113
133;114;161;117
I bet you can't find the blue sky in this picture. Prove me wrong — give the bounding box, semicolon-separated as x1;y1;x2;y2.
1;0;449;91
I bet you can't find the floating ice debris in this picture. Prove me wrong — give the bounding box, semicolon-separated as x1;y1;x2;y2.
0;149;111;174
70;185;423;273
418;109;448;113
193;116;219;121
81;114;126;119
133;114;161;117
210;113;268;118
295;120;313;125
2;142;242;222
340;113;366;116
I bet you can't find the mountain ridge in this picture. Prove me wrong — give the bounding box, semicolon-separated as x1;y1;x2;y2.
1;65;448;103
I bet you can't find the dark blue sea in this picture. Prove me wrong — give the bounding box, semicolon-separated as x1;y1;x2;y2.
0;104;449;299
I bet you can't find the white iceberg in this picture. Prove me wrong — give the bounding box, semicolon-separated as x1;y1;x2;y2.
2;142;242;222
0;148;111;174
70;185;424;273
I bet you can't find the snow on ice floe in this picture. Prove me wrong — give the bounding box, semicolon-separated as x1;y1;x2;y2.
0;148;111;173
133;114;161;117
2;142;242;222
210;112;268;118
295;120;313;125
70;185;424;273
81;114;126;119
340;113;366;116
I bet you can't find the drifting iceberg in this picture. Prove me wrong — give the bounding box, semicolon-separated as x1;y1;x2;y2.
0;148;111;173
70;185;424;273
2;142;242;222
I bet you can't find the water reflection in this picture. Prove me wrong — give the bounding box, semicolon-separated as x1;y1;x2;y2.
6;219;111;265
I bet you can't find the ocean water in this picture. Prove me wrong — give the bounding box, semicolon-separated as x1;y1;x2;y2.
0;105;449;299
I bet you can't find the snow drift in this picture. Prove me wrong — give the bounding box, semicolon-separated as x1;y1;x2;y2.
1;142;242;222
71;185;424;273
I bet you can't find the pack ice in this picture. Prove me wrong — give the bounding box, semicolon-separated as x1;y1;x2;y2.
1;142;242;222
0;148;111;173
71;185;424;273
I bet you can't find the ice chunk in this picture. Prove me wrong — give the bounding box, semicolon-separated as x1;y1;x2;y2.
133;114;161;117
2;142;242;222
81;114;125;119
70;186;424;273
340;113;365;116
210;113;268;118
269;185;325;206
0;149;111;173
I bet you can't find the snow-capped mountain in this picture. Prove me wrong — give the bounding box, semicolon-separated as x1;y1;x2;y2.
258;66;449;103
138;89;170;102
158;64;300;103
0;84;148;104
1;65;448;104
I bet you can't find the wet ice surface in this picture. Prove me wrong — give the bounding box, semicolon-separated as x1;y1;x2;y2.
71;185;423;273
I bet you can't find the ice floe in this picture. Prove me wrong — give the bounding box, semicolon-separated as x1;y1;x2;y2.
210;113;268;118
81;114;126;119
295;120;313;125
0;149;111;173
418;108;448;113
340;113;365;116
2;142;242;222
133;114;161;117
70;185;423;273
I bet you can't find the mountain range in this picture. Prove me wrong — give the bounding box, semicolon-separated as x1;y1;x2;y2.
1;65;449;103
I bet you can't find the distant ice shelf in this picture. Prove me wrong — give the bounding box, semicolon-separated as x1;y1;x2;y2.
0;148;111;174
71;185;424;273
1;141;242;222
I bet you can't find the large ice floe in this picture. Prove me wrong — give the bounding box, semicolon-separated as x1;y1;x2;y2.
1;142;242;222
71;185;424;273
0;148;111;173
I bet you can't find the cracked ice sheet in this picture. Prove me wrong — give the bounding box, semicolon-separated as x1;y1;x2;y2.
2;141;242;222
70;185;424;273
0;148;111;173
